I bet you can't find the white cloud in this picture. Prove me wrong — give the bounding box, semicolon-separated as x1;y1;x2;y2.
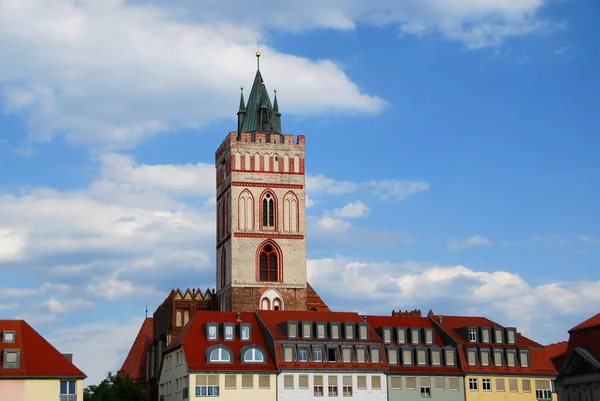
307;174;429;201
333;201;370;218
315;216;352;233
447;235;492;251
368;180;431;201
0;228;27;262
550;44;572;56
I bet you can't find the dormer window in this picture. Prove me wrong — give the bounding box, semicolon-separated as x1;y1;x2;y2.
397;327;407;344
506;349;517;367
341;347;353;363
410;328;420;345
287;321;298;339
481;328;491;343
316;323;326;339
445;348;456;367
402;347;413;365
327;346;338;363
424;328;434;345
370;347;381;364
3;350;20;369
430;349;441;366
224;324;234;340
519;350;529;367
468;328;478;342
382;328;392;344
467;348;477;366
242;346;265;363
330;323;340;340
358;324;368;340
208;346;232;363
282;345;295;362
207;324;218;340
480;349;491;366
506;329;516;344
494;328;504;343
302;322;312;339
240;324;251;341
345;324;354;340
387;348;399;365
355;347;367;363
312;346;324;362
494;349;503;366
416;348;427;366
298;347;309;362
2;331;15;344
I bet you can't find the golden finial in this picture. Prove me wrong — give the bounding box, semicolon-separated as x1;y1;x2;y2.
240;86;244;90
274;88;277;93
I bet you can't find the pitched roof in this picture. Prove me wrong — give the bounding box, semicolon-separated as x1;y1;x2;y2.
569;312;600;333
166;312;276;372
0;320;86;379
239;68;281;135
365;315;463;375
306;283;330;312
433;315;557;376
120;318;153;381
545;341;568;360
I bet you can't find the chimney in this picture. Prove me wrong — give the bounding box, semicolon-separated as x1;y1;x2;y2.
438;317;443;324
62;353;73;363
237;312;241;323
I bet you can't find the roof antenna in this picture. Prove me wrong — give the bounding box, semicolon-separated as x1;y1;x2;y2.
145;302;148;319
256;38;261;70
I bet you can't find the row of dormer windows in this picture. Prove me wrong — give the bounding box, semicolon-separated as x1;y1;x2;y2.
281;344;382;364
466;347;530;368
386;346;457;368
381;327;435;346
468;326;517;344
286;321;369;341
205;322;251;342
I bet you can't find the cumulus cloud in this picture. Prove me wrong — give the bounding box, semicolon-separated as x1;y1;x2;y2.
447;235;492;251
333;201;370;218
0;228;27;262
307;174;429;201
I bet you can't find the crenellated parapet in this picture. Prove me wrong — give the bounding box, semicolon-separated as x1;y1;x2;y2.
216;131;305;161
391;308;422;318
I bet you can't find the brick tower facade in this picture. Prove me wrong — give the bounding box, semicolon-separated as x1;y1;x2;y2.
215;53;308;312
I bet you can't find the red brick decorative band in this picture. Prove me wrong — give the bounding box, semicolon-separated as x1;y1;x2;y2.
231;182;304;189
233;232;304;240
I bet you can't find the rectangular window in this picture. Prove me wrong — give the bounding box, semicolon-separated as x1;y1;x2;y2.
372;376;381;390
313;347;324;362
480;349;490;366
481;328;490;343
288;322;297;338
283;346;294;362
4;351;18;363
299;375;309;390
357;376;367;390
495;328;504;343
403;348;413;365
2;331;15;343
241;325;250;340
345;324;354;340
449;378;460;391
328;376;338;396
507;330;516;344
60;380;77;401
195;375;219;397
406;377;417;390
411;328;420;344
467;349;477;365
417;349;427;366
314;375;324;397
509;378;518;392
342;347;352;363
520;350;530;367
259;375;270;389
435;378;445;390
522;379;531;393
331;324;340;339
391;377;402;389
225;375;236;389
536;390;552;400
284;375;294;390
494;349;503;366
425;329;434;345
397;328;406;344
469;328;477;342
431;350;441;366
303;322;312;339
356;347;366;363
507;351;516;367
208;325;217;340
383;328;392;343
298;348;308;362
482;378;491;392
224;325;233;340
343;376;352;397
387;348;398;365
469;378;478;391
328;347;338;362
359;324;368;340
496;378;505;392
317;323;326;339
242;375;253;389
421;377;431;398
445;348;455;366
371;347;381;363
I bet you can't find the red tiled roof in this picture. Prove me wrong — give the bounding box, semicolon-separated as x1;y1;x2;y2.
120;318;153;381
569;312;600;333
167;312;276;372
365;315;463;375
256;310;387;371
432;315;556;376
306;283;330;312
545;342;568;360
0;320;86;378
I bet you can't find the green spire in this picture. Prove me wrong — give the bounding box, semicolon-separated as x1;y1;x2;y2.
237;86;246;136
238;52;282;137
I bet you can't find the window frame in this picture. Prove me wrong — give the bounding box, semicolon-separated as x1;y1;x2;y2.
468;327;478;343
207;345;232;363
519;350;530;368
207;323;218;341
355;346;368;363
341;346;354;363
494;327;504;344
298;346;310;363
316;322;326;339
469;378;478;391
401;345;413;366
397;327;407;344
223;323;235;341
382;327;392;344
240;323;251;341
282;345;295;362
482;378;491;392
3;349;20;369
344;323;355;340
429;347;442;367
327;345;339;363
424;328;434;345
416;347;428;366
506;349;517;367
287;321;298;339
241;346;266;363
411;328;421;345
2;331;15;344
312;345;324;362
358;323;369;340
370;346;381;364
506;328;517;344
260;191;276;229
480;348;491;366
481;327;491;343
494;349;504;366
467;347;478;366
302;321;312;339
330;323;341;340
60;380;77;400
386;346;399;365
444;346;456;367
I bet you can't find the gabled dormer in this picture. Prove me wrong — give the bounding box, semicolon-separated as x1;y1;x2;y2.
2;330;15;343
206;322;218;341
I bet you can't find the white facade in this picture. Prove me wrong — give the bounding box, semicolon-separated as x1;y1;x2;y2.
277;372;388;401
158;348;190;401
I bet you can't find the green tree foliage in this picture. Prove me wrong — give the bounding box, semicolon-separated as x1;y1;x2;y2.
84;371;146;401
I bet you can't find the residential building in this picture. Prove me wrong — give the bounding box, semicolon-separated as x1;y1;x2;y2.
551;312;600;401
0;320;86;401
428;312;558;401
158;311;277;401
256;310;388;401
366;315;465;401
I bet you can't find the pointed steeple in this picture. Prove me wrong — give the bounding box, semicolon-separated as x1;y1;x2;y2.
237;86;246;136
237;51;282;138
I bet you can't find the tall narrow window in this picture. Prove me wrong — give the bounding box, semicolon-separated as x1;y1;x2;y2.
238;190;254;230
220;249;226;289
262;193;275;227
259;244;278;282
283;192;299;232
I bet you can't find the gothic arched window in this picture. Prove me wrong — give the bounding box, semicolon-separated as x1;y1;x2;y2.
262;192;275;228
259;244;278;282
220;248;227;289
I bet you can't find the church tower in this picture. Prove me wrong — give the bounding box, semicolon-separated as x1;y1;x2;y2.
214;52;307;312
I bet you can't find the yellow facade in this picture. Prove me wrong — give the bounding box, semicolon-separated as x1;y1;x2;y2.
464;375;557;401
191;373;277;401
0;378;84;401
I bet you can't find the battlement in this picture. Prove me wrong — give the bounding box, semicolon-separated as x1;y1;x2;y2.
216;131;305;161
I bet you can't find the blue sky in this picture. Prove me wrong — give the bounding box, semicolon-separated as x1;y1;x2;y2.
1;0;599;385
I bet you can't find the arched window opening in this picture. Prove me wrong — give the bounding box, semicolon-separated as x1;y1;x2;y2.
283;192;299;232
238;190;254;230
184;311;190;325
209;347;231;363
175;311;182;327
262;193;275;228
273;298;282;311
261;298;270;310
259;244;278;282
243;347;265;363
220;249;227;289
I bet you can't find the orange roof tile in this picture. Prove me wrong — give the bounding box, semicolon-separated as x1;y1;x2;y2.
306;283;330;312
544;341;568;359
569;312;600;333
0;320;86;379
120;318;153;381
